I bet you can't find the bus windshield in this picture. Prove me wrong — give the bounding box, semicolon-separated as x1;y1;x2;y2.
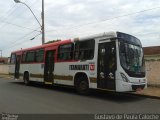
119;42;145;73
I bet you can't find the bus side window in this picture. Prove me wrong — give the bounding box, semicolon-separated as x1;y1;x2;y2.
10;54;16;64
74;39;95;60
74;43;80;60
35;49;44;62
58;44;73;61
26;51;35;62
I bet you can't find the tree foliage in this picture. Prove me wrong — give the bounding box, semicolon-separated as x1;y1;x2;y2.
45;39;61;44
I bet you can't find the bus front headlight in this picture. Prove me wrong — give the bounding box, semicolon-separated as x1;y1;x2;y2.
120;73;129;82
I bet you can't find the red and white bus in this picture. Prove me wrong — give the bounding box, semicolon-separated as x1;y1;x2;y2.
9;31;147;94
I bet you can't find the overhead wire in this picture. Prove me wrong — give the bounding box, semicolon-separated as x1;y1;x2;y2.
2;28;41;51
0;4;16;20
0;0;28;21
46;6;160;33
3;4;160;54
10;27;41;44
0;20;41;32
0;5;19;28
0;0;39;31
1;0;42;54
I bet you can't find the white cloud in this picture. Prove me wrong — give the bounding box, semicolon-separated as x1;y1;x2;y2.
0;0;160;56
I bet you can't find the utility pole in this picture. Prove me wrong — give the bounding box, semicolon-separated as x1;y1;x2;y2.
41;0;45;44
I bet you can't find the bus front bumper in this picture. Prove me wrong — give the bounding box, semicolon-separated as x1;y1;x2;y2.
116;80;147;92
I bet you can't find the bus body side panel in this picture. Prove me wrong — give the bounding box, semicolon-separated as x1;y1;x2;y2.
53;39;98;88
19;63;44;82
53;60;98;89
54;62;74;86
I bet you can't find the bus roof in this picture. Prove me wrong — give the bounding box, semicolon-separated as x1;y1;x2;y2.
76;31;117;41
12;39;72;53
12;31;118;54
12;31;140;53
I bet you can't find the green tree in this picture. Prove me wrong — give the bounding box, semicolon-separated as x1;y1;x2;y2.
45;39;61;44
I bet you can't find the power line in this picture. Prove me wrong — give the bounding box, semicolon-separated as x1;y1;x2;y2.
27;0;39;8
3;4;160;53
11;28;40;44
0;5;19;28
11;30;40;46
0;0;38;30
0;0;28;20
0;5;16;20
46;6;160;33
2;29;41;51
0;19;40;32
0;3;23;28
3;36;40;53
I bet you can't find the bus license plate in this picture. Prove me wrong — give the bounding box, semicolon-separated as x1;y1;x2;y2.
136;88;142;91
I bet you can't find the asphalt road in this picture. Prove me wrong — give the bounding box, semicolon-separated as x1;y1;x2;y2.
0;77;160;114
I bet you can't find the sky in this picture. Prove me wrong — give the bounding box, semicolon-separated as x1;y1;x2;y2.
0;0;160;57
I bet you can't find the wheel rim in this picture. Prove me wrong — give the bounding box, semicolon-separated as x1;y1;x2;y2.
79;81;88;90
24;77;27;84
24;74;28;84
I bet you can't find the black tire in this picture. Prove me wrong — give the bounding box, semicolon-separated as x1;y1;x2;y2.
75;77;89;95
24;73;30;86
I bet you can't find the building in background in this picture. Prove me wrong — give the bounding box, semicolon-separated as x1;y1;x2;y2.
0;57;9;64
143;46;160;61
143;46;160;86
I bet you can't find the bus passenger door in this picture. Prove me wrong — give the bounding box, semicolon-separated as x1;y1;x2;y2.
15;55;21;79
44;50;55;84
97;41;116;90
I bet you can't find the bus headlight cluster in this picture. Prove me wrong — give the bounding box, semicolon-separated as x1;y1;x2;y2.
120;73;129;82
143;79;146;82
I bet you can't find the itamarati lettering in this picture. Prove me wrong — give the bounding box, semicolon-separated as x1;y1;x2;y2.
69;65;89;70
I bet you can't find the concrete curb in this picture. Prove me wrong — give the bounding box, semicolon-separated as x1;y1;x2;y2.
0;73;9;76
128;93;160;100
0;74;13;79
148;84;160;88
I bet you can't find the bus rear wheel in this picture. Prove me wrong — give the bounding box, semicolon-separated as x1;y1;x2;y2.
75;77;89;95
24;73;30;86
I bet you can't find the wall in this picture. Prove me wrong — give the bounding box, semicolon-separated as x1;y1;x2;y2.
145;61;160;86
144;54;160;61
0;64;9;74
